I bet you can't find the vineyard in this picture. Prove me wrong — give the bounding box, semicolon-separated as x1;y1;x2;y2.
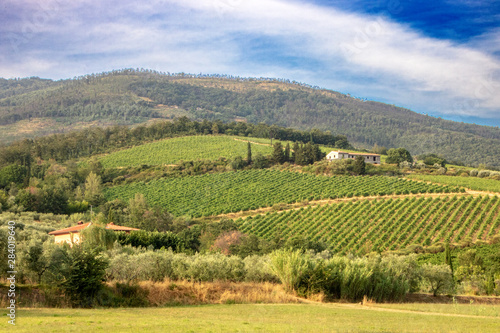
104;169;462;217
406;174;500;193
237;195;500;254
99;135;272;168
233;136;382;159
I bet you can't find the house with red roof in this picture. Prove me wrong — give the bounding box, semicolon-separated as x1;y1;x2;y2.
48;221;139;245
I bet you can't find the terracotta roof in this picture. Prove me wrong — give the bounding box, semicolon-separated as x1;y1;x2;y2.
328;151;380;157
105;222;140;231
48;222;139;236
48;222;92;235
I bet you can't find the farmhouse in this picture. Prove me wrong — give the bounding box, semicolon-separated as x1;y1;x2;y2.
326;151;381;164
48;221;139;245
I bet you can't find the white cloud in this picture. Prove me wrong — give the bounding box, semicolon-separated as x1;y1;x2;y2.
1;0;499;119
157;0;500;118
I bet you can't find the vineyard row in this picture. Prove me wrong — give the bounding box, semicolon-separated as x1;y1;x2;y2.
237;195;500;254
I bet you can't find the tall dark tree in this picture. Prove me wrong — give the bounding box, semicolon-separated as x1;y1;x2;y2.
353;156;366;175
272;142;285;164
247;141;252;165
292;142;300;164
284;143;291;163
445;242;454;278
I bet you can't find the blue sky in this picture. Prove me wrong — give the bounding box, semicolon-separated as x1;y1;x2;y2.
1;0;499;126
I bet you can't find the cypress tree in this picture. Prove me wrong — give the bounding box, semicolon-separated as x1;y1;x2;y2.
445;242;454;278
354;156;366;175
247;141;252;165
272;142;285;164
284;143;291;163
292;142;300;163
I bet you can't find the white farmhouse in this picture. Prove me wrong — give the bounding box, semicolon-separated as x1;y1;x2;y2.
326;151;381;164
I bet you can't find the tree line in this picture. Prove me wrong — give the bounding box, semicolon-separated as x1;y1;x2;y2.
0;117;348;169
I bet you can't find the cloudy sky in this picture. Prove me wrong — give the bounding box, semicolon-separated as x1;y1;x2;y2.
1;0;499;125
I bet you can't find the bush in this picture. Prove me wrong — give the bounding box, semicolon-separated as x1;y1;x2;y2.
269;248;312;292
437;167;447;175
231;156;247;171
61;246;109;307
419;264;454;296
477;170;490;178
117;230;180;251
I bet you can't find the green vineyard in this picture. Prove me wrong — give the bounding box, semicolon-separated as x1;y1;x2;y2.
407;174;500;193
104;169;462;217
237;195;500;254
99;135;272;168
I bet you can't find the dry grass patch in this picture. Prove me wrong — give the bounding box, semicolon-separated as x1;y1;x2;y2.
136;280;300;306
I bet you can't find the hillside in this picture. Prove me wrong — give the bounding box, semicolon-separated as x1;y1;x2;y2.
1;69;499;168
238;195;500;255
99;135;273;168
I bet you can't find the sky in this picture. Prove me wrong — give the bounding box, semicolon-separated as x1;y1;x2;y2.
1;0;499;126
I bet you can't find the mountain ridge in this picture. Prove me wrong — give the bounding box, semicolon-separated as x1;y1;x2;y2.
1;69;499;169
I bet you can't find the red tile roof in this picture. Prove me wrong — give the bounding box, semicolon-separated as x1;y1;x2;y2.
48;222;92;235
105;222;140;232
48;222;139;235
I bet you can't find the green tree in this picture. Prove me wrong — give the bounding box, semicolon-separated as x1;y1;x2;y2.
0;164;28;188
272;142;285;164
252;154;270;169
80;225;117;251
231;156;247;170
386;148;413;164
372;143;387;155
353;156;366;175
60;246;108;307
292;142;300;164
420;264;454;296
335;136;350;149
444;242;454;278
211;122;219;135
22;239;50;284
84;172;104;206
128;193;149;229
284;143;291;163
247;141;252;165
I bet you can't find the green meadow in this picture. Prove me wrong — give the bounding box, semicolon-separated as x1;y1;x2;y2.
3;303;500;333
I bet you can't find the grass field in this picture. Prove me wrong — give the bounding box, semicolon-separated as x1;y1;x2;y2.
99;135;272;168
3;303;499;332
374;302;500;317
407;174;500;193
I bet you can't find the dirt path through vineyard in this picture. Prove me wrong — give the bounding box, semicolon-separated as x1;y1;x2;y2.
202;189;495;222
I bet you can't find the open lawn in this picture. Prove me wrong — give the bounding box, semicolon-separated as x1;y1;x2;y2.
2;303;499;332
373;302;500;317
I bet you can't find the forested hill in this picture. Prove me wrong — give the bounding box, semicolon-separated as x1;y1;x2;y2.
1;69;499;168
